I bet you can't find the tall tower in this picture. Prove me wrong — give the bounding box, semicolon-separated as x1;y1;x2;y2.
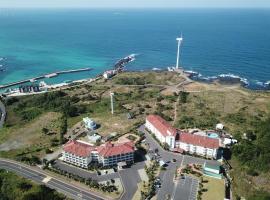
110;92;114;115
176;35;183;69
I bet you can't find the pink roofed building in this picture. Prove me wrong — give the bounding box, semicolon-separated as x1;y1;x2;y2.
145;115;178;149
176;132;220;158
62;140;135;168
145;115;220;158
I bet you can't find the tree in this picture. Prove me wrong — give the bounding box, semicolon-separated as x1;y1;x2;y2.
179;91;189;103
59;115;67;144
42;127;49;135
163;143;170;151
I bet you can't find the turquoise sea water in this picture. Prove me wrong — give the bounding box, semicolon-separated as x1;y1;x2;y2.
0;9;269;89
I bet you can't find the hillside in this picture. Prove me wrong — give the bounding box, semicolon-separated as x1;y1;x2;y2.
0;71;270;199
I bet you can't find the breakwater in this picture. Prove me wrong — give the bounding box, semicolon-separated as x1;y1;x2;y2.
0;68;92;89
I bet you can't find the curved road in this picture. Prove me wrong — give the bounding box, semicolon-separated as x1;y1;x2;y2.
0;159;106;200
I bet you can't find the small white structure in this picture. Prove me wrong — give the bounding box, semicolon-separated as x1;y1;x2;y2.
87;133;102;143
103;70;117;79
83;117;97;130
216;123;224;130
223;138;238;145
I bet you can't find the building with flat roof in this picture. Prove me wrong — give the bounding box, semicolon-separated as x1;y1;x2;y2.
62;140;135;168
203;163;222;179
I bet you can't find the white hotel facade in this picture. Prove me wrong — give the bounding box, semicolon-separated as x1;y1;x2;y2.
146;115;220;159
63;140;135;168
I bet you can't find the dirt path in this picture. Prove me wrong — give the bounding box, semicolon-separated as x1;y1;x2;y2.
173;95;180;126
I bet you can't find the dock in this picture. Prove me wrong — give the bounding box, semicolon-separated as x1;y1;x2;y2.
0;68;92;89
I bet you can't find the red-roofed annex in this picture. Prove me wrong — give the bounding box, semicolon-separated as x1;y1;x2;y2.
145;115;220;158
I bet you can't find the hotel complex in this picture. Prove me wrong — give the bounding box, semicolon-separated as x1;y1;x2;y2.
146;115;220;158
63;140;135;168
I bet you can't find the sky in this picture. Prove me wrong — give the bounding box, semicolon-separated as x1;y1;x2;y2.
0;0;269;8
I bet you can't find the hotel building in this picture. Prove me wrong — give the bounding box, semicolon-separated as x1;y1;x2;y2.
145;115;178;149
63;140;135;168
145;115;220;159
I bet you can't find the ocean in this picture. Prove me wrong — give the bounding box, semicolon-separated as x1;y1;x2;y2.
0;8;269;89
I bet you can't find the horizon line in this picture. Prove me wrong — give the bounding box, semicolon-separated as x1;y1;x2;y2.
0;7;269;9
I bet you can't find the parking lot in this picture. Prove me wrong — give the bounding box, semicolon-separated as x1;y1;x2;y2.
53;152;146;200
173;175;199;200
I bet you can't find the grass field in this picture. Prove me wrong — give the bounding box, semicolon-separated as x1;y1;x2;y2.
201;177;225;200
0;112;61;159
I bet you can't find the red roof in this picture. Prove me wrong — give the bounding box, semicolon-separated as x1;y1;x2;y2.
63;140;135;158
179;132;219;149
63;140;94;157
146;115;177;137
97;141;135;158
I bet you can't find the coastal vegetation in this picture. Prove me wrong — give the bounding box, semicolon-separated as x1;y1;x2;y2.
0;169;67;200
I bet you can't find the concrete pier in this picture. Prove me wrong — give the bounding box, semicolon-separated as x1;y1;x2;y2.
0;68;92;89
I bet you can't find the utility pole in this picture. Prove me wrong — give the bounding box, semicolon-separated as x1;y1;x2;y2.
110;92;114;115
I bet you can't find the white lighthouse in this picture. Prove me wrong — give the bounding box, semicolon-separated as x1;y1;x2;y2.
176;35;183;69
110;92;114;115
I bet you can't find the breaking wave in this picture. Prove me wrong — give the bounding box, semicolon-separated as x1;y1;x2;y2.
184;70;270;90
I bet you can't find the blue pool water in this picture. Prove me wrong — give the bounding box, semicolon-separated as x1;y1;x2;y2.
208;133;219;139
0;9;269;89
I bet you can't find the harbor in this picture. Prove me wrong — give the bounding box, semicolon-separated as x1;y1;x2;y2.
0;68;92;89
0;54;136;96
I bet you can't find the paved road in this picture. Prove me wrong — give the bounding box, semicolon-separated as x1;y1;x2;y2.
54;160;120;182
0;159;107;200
0;100;6;128
55;157;146;200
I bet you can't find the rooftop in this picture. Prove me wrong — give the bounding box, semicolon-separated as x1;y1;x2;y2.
97;141;135;157
146;115;177;137
204;162;221;170
63;140;94;157
179;132;220;149
63;140;135;158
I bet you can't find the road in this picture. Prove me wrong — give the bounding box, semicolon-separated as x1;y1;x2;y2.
0;159;107;200
0;100;6;128
54;155;146;200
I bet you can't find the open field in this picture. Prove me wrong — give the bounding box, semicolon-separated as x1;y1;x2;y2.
0;112;61;158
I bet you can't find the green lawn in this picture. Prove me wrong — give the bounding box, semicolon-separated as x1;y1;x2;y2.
201;177;225;200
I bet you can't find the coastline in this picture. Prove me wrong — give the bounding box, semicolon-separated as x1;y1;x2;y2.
2;67;270;98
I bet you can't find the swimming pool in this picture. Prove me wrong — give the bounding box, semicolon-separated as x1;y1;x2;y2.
208;133;219;139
